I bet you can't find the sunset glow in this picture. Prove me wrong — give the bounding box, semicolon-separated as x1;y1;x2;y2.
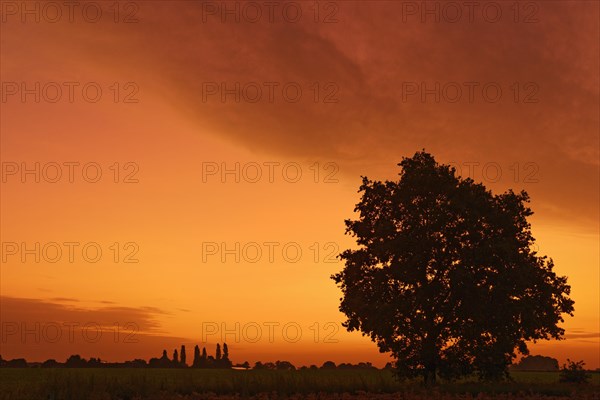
1;1;598;372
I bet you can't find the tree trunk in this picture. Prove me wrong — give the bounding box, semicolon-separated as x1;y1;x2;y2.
422;336;438;386
423;366;437;386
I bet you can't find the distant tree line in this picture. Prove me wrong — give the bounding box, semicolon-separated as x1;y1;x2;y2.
145;343;233;368
0;348;381;370
2;351;586;373
251;360;377;370
0;343;233;369
510;355;559;371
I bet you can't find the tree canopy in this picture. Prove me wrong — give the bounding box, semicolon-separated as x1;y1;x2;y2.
332;151;574;384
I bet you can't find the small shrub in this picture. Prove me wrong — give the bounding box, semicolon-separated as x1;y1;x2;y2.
559;359;590;383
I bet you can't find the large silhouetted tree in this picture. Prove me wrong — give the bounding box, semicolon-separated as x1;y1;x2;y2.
332;151;574;384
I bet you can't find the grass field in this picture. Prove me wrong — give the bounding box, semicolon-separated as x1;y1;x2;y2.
0;369;598;400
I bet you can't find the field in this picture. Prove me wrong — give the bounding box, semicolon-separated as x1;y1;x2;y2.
0;369;598;400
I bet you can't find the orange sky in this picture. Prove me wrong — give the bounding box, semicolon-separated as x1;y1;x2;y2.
1;1;598;369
